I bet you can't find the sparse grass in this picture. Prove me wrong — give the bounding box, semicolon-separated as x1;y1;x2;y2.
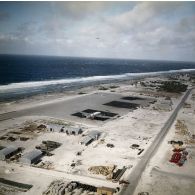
78;92;87;95
98;86;108;90
109;85;119;89
38;119;72;126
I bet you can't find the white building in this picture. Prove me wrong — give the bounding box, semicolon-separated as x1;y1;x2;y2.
80;130;101;146
0;146;19;160
20;149;42;165
87;130;101;140
46;124;64;132
65;127;83;135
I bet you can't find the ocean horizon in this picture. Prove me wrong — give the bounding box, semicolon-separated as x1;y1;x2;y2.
0;54;195;102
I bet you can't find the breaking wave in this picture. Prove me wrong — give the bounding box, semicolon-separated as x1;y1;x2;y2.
0;68;195;92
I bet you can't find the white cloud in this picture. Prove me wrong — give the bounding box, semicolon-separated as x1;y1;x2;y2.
0;1;195;61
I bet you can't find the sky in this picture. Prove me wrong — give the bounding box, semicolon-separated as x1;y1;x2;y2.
0;1;195;61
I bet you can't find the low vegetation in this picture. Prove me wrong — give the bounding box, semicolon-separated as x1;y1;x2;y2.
98;86;108;90
109;85;119;89
158;81;188;93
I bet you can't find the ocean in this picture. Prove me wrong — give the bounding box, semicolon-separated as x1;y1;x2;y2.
0;54;195;102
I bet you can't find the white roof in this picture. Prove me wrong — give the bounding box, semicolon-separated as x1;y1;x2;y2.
66;127;82;133
21;149;42;161
47;124;64;128
87;130;101;139
0;146;18;156
46;124;64;132
81;136;93;144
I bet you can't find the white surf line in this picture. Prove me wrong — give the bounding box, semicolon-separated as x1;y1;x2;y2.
1;68;195;91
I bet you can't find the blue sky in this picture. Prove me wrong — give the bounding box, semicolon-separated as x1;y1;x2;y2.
0;1;195;61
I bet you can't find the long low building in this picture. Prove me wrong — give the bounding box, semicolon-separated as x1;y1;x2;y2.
80;136;94;146
20;149;42;165
65;127;83;135
80;130;101;146
88;130;101;140
0;146;19;160
46;124;83;135
46;124;64;132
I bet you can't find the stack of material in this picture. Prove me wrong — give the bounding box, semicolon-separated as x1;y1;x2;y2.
44;181;97;195
21;123;38;133
169;140;188;166
21;122;47;135
88;165;116;179
169;148;188;166
189;134;195;144
138;192;149;195
131;144;139;149
107;143;114;148
67;181;97;193
36;161;54;169
175;120;189;135
37;124;47;129
36;141;61;152
112;166;127;182
183;103;191;108
192;94;195;101
97;187;116;195
43;180;67;195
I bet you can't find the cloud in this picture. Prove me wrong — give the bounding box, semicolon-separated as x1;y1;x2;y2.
53;1;109;19
107;2;184;33
0;1;195;61
96;2;195;58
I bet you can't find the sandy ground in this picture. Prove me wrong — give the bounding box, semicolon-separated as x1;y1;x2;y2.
0;75;192;195
134;89;195;195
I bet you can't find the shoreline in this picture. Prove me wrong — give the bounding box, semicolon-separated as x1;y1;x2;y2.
0;73;171;115
0;76;142;114
0;71;191;115
0;68;195;104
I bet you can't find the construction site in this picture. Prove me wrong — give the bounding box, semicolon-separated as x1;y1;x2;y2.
0;74;194;195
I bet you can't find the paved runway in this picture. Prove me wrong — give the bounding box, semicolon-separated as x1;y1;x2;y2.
0;92;131;125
